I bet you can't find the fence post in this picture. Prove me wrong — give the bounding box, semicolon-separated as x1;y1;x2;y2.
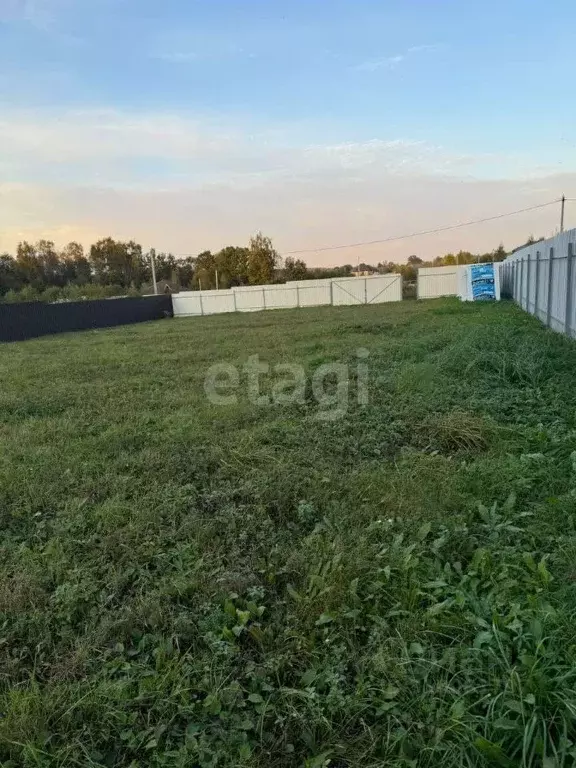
565;242;574;337
364;278;368;304
233;291;237;312
520;257;525;309
199;291;204;316
262;287;266;310
547;247;554;329
330;280;334;305
296;285;300;308
534;251;540;319
526;253;532;312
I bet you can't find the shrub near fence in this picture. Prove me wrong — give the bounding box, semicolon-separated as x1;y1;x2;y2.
501;228;576;337
0;295;173;342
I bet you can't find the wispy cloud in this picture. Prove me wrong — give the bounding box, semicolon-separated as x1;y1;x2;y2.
353;43;441;72
0;107;486;191
153;51;199;63
0;0;86;46
0;105;571;259
0;0;66;28
151;40;256;64
354;54;406;72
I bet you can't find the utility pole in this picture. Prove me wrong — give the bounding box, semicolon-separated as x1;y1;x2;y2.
560;195;566;233
150;248;158;295
215;268;219;290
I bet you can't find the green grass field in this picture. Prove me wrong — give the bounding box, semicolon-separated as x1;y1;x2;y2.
2;299;576;767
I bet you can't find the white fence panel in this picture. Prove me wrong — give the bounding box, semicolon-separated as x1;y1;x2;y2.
285;279;332;287
297;283;332;307
366;274;402;303
537;250;553;324
458;267;468;299
527;255;537;314
172;274;403;319
261;286;299;309
172;294;204;316
332;278;366;305
286;277;334;307
417;266;461;298
550;255;567;332
200;291;236;314
232;286;267;313
502;228;576;338
570;255;576;336
533;252;546;324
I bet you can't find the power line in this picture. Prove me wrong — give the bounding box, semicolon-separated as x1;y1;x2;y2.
282;198;562;256
166;197;572;259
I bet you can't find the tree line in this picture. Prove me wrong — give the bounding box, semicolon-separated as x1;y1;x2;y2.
0;238;192;303
0;231;519;303
375;244;509;282
0;233;279;303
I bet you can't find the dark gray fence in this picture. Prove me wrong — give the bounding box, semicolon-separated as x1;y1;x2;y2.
0;295;173;342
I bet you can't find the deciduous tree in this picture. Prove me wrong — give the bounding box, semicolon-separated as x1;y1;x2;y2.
0;254;22;295
193;251;217;289
216;246;250;287
61;242;92;284
90;238;143;287
16;241;43;287
283;257;308;281
247;232;279;285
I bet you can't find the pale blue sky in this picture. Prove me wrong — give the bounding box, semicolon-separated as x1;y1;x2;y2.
0;0;574;262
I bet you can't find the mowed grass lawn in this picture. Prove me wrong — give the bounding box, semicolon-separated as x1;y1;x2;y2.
2;299;576;768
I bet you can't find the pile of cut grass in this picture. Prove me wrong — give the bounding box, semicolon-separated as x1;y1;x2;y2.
1;298;576;767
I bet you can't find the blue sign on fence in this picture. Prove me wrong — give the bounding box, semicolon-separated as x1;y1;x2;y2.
470;263;496;301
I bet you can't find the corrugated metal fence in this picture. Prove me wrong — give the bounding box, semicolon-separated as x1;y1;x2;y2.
501;228;576;337
0;295;173;342
172;274;402;317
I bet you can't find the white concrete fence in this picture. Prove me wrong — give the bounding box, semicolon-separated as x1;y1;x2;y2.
172;274;402;317
501;228;576;337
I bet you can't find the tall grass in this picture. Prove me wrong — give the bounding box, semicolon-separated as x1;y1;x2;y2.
1;299;576;766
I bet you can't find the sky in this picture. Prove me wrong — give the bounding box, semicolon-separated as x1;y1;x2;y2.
0;0;575;265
